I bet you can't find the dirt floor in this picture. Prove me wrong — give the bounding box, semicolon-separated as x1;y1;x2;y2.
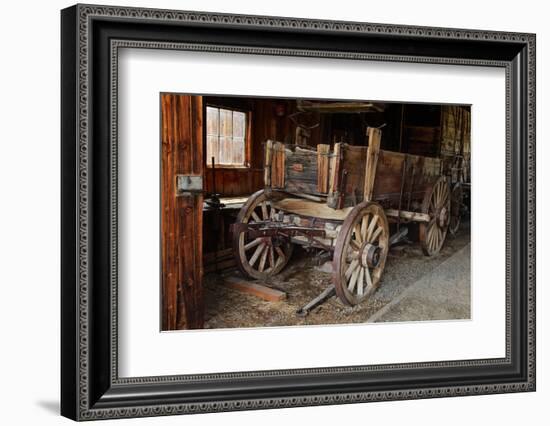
203;221;471;329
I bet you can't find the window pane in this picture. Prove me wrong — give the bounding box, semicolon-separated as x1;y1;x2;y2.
219;109;233;137
206;135;218;165
219;136;232;164
233;138;244;165
232;111;246;139
206;107;218;136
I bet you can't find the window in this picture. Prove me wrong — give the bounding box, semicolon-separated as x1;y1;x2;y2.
206;106;248;167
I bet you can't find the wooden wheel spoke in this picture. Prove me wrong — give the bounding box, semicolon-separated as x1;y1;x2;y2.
357;267;365;296
268;246;275;268
244;238;262;251
261;201;269;220
439;181;445;205
251;211;261;223
350;239;361;251
353;224;363;244
441;188;449;206
370;226;384;243
345;259;359;280
366;214;379;242
258;245;269;272
348;266;361;292
427;222;436;249
365;265;373;289
248;243;265;267
275;246;286;266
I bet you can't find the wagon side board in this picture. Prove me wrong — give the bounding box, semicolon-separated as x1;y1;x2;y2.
264;128;442;216
372;150;441;209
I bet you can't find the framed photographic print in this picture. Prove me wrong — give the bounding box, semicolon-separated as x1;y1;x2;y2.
61;3;536;421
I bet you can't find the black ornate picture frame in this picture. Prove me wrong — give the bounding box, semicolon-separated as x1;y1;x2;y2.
61;3;536;421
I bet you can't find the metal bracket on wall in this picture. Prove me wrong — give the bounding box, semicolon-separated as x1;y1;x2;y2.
176;175;203;195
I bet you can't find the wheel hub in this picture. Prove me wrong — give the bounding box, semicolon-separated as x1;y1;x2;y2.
360;242;381;268
437;206;449;228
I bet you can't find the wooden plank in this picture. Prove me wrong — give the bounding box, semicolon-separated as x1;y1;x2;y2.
160;94;204;331
339;145;367;207
222;170;239;196
284;146;318;194
317;144;330;193
273;197;352;220
363;127;382;202
223;276;287;302
385;209;430;222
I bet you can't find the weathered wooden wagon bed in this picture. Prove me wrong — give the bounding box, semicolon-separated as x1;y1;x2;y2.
231;128;455;307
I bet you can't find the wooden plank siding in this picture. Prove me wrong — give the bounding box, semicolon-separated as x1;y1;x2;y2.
161;94;204;331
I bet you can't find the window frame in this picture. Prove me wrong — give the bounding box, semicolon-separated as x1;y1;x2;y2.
205;103;252;169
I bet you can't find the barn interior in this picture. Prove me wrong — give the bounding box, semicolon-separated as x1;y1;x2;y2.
160;94;471;331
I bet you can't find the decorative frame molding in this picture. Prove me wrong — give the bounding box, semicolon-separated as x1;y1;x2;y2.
61;3;535;421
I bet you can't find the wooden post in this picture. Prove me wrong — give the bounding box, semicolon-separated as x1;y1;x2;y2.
317;144;330;194
327;143;342;209
271;142;286;188
264;139;273;187
161;94;204;331
363;127;382;202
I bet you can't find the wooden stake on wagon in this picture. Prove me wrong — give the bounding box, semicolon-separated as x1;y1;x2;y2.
363;127;382;202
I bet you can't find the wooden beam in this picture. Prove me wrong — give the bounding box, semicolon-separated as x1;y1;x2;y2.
223;276;287;302
385;209;430;223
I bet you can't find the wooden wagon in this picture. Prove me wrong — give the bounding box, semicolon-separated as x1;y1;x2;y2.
231;127;457;306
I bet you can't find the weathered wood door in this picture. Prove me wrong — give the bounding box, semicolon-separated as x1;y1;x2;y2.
161;94;204;330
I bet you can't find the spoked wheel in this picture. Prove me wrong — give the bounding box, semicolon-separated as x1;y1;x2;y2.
449;182;463;236
232;189;293;280
419;177;451;256
333;202;389;306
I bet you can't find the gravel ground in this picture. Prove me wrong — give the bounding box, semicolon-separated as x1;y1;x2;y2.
203;221;471;329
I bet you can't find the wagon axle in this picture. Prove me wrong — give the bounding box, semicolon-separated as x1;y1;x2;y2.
230;222;326;241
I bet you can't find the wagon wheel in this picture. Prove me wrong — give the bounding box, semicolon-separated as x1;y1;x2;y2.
419;177;451;256
449;182;463;236
232;189;293;280
333;202;389;306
